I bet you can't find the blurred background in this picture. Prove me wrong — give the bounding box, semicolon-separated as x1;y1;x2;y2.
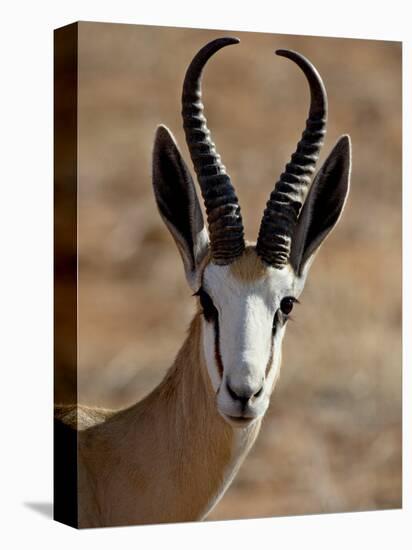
58;22;402;519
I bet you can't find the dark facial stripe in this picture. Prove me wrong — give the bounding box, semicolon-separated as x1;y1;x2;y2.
265;332;275;378
213;315;224;378
196;286;224;379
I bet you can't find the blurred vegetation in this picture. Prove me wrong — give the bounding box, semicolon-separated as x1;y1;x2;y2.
57;22;401;519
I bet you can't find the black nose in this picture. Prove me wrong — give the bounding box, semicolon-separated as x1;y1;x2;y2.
226;379;264;407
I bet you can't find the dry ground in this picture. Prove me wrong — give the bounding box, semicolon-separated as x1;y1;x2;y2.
56;23;402;520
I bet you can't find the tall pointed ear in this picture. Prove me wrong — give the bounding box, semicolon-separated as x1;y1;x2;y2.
289;135;352;277
152;125;210;290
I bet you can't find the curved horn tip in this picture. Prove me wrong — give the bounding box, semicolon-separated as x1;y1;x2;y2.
275;48;301;58
274;49;323;75
215;36;240;45
196;37;240;54
275;48;312;61
274;47;327;117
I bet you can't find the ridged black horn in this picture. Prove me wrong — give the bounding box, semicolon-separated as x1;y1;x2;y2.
182;37;245;265
256;49;328;269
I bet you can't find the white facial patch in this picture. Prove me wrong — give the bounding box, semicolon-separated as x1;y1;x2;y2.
200;249;305;423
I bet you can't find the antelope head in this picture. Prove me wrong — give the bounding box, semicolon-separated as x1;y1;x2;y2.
152;38;351;427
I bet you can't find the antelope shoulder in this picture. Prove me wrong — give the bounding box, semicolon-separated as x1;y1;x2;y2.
54;404;115;431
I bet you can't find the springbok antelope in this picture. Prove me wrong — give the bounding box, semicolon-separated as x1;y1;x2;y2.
55;37;351;528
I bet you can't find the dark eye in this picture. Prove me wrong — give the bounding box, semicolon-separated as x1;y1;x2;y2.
280;296;295;316
195;288;218;323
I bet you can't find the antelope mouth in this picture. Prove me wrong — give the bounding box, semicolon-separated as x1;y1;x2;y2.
222;413;257;427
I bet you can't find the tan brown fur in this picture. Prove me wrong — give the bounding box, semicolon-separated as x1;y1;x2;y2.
62;312;262;527
55;404;115;430
229;245;268;282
